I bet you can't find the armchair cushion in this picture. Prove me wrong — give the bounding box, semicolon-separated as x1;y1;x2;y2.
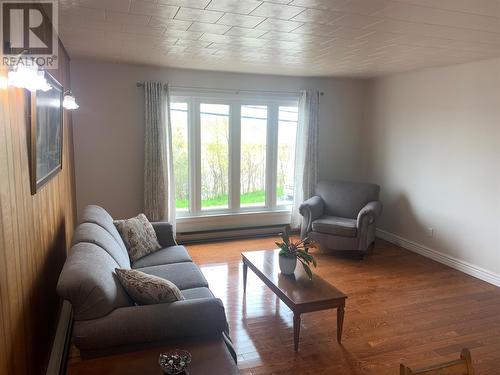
311;216;357;238
132;246;192;268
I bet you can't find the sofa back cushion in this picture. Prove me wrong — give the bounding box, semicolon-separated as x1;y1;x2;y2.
315;180;380;219
72;223;131;268
79;205;129;261
57;242;133;321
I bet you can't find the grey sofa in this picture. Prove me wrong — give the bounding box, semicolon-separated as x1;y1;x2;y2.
57;205;233;358
299;180;382;255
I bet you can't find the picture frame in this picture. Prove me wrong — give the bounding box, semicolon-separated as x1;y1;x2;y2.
29;72;63;194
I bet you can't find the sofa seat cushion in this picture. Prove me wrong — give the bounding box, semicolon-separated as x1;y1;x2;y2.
181;287;214;300
132;246;192;268
312;215;357;237
137;263;209;290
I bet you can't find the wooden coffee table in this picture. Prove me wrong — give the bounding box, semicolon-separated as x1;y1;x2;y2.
67;337;239;375
242;249;347;351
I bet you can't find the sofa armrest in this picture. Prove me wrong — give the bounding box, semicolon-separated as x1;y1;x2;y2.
298;196;324;239
73;297;228;351
151;221;177;247
356;201;383;228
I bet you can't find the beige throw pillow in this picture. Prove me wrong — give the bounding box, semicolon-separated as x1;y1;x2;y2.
115;268;184;305
114;213;161;262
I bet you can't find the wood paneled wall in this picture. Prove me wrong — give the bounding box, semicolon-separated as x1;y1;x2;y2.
0;43;76;375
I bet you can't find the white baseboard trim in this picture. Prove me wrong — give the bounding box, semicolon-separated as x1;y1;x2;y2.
376;229;500;287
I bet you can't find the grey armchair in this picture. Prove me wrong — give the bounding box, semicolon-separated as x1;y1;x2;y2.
299;180;382;255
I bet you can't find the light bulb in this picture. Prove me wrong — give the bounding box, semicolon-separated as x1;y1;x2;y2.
63;94;79;110
7;65;52;92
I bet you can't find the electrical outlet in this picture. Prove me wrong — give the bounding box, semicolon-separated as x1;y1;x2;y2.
426;227;434;238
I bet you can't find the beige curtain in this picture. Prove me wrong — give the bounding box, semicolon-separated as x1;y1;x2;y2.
143;82;175;231
291;90;320;230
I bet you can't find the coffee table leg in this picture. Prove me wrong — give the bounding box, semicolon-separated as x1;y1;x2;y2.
337;304;345;344
293;314;301;351
243;261;248;294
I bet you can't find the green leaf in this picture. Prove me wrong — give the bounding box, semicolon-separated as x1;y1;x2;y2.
302;262;313;279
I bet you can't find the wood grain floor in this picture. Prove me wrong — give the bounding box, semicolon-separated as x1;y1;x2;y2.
186;237;500;375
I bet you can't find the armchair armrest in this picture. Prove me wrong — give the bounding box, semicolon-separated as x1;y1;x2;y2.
299;196;325;239
73;298;228;351
356;201;383;228
151;221;177;247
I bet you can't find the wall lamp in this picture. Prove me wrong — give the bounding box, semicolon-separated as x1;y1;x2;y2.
63;90;79;110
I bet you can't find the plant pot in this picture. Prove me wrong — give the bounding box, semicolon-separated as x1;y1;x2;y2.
279;255;297;275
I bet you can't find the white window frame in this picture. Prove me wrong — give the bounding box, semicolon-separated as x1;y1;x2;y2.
170;89;299;229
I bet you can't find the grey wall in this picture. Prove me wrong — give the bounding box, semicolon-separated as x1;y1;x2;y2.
71;59;369;219
366;58;500;276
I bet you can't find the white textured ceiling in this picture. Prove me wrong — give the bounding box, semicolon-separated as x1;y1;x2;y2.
59;0;500;77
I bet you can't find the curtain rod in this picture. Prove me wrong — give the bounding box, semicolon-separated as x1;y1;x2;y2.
136;82;324;96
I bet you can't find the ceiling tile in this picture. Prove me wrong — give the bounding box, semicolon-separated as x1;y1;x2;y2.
175;39;214;48
78;0;131;12
188;22;232;34
250;2;306;20
106;10;150;25
374;2;500;33
123;24;166;36
292;8;341;24
59;0;500;77
291;22;336;36
332;14;383;29
396;0;500;18
130;1;179;18
223;27;268;38
60;6;105;21
174;7;224;22
149;17;192;30
288;0;349;10
255;18;304;32
157;0;210;8
217;13;266;28
334;0;391;16
164;29;204;40
206;0;262;15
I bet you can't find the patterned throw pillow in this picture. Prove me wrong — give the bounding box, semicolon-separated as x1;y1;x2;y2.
115;268;185;305
114;213;161;262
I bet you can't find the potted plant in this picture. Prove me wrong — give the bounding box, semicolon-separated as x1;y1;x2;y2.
276;226;317;279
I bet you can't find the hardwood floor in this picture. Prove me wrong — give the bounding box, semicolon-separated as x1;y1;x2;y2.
186;237;500;375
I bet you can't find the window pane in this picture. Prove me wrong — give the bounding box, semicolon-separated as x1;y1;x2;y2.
171;102;189;212
200;103;229;210
240;105;267;208
277;106;298;206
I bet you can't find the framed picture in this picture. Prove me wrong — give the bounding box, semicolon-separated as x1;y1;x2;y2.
30;72;63;194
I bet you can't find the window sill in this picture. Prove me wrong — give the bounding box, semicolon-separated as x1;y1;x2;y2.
176;209;292;233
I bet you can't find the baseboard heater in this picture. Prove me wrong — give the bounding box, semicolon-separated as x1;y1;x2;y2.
46;300;73;375
177;224;287;244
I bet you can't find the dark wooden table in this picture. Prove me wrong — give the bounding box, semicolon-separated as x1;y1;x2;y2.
67;337;239;375
242;249;347;351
